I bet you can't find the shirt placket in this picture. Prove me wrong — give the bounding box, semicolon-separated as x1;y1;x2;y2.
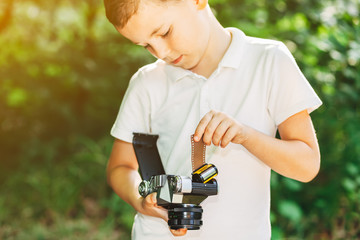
199;79;210;118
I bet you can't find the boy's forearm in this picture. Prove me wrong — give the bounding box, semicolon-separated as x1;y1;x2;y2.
108;165;170;225
108;166;143;211
242;126;320;182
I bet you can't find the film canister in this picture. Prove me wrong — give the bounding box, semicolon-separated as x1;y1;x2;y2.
192;163;218;183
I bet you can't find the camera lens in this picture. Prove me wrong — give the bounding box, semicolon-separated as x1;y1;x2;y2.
167;204;203;230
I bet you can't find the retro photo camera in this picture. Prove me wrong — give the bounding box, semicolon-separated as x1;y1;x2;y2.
132;133;219;230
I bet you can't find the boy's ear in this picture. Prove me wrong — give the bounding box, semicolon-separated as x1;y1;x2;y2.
194;0;208;10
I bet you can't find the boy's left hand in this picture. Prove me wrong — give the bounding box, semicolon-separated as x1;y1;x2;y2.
194;110;248;147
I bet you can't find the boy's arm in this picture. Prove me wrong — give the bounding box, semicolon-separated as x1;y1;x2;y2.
194;110;320;182
107;139;168;220
107;139;188;236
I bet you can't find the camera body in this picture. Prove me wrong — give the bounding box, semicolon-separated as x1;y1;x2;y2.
132;133;219;230
139;172;218;230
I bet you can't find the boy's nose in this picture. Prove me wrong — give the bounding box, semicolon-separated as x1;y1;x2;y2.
152;41;171;61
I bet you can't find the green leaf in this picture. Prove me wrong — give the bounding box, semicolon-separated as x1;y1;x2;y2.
6;88;27;107
342;178;357;192
283;178;303;191
278;200;303;224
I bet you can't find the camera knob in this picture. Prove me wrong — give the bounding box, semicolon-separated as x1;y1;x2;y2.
171;176;182;192
138;180;150;197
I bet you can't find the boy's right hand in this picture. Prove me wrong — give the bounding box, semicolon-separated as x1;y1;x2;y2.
140;192;188;237
141;192;168;221
107;140;187;236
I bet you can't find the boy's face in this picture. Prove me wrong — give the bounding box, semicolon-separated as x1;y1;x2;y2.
116;0;210;71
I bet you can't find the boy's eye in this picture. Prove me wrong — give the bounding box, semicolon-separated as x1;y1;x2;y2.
162;30;169;37
162;27;172;38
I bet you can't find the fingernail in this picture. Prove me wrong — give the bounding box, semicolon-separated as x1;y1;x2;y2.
194;136;199;141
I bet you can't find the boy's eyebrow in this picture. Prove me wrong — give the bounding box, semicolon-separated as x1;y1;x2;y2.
133;25;164;45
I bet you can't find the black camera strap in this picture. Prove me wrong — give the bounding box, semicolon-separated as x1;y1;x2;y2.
132;133;166;181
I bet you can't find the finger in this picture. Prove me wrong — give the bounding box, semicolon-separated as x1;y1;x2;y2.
155;207;169;222
203;112;225;145
144;192;157;207
170;228;188;236
220;125;239;148
194;111;214;142
143;193;169;221
212;118;232;146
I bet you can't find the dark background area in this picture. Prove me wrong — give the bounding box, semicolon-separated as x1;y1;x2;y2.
0;0;359;239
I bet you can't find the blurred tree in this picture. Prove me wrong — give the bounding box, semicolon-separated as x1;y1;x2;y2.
0;0;13;33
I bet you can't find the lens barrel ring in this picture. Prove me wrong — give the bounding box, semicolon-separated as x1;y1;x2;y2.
167;204;203;230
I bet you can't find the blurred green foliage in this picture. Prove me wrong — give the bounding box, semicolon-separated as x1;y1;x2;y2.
0;0;359;239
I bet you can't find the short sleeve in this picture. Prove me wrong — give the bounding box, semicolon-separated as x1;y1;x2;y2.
267;43;322;126
110;70;151;143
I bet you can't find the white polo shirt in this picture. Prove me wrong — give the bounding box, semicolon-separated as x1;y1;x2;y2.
111;28;322;240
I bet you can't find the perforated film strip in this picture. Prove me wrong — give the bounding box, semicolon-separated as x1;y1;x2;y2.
191;134;206;171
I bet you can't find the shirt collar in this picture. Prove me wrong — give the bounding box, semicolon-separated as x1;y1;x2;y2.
164;27;245;82
163;62;192;82
218;27;245;69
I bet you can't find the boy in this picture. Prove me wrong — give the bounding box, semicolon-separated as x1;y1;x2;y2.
104;0;322;239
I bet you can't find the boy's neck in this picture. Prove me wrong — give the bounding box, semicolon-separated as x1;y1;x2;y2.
189;10;232;79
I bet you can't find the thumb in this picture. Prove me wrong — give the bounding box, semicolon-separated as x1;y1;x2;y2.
144;192;157;207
